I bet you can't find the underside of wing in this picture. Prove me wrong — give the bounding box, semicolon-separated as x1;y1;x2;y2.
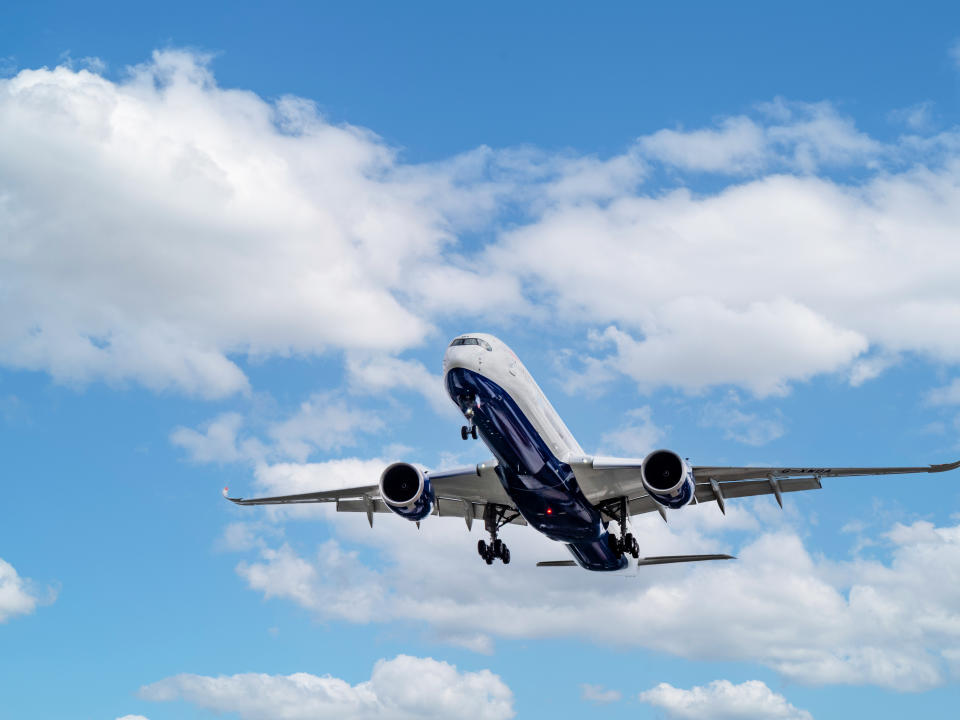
224;459;524;526
575;456;960;519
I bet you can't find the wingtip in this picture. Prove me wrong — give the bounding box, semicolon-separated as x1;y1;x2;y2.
222;487;244;504
930;459;960;473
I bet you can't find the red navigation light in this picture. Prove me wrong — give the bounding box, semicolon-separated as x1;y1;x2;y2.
546;507;553;515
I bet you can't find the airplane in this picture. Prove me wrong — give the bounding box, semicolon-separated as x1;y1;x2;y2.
225;333;960;571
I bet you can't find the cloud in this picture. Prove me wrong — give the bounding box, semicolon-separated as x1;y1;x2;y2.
139;655;514;720
638;100;881;174
0;51;477;397
925;378;960;406
5;51;960;403
0;557;53;623
345;354;454;416
227;460;960;691
580;683;622;704
888;102;935;132
600;405;664;456
171;396;383;465
638;680;812;720
115;716;150;720
950;40;960;69
700;392;784;446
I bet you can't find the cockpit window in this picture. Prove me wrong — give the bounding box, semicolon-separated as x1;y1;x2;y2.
450;337;492;351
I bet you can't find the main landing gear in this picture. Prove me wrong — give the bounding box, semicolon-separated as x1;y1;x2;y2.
461;424;478;440
477;504;519;565
600;496;640;560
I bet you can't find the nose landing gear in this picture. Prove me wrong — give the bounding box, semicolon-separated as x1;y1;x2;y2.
460;395;479;440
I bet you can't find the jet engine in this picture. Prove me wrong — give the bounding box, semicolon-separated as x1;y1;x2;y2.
641;449;695;509
379;462;435;522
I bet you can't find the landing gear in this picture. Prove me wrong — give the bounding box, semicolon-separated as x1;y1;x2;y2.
477;504;518;565
460;394;479;440
600;496;640;560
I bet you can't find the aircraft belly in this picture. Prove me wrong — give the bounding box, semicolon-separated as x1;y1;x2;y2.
446;367;602;543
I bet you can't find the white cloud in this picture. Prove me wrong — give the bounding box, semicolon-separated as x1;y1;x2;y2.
580;683;622;704
171;396;383;465
600;405;664;455
848;351;900;387
950;40;960;69
0;52;481;397
639;100;881;174
0;557;52;623
888;101;934;132
115;716;150;720
227;460;960;691
267;395;384;462
700;392;784;446
139;655;514;720
925;378;960;406
345;354;454;416
5;51;960;403
638;680;812;720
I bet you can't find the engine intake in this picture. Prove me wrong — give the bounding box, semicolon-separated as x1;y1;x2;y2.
641;449;695;509
379;462;435;521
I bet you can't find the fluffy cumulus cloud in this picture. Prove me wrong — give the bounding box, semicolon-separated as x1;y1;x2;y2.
0;557;52;623
0;51;528;398
222;460;960;690
638;679;812;720
4;51;960;400
139;655;514;720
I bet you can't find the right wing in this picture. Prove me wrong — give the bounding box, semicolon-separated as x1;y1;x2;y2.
573;457;960;518
224;460;526;528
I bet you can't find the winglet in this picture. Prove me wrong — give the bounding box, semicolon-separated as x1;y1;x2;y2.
222;487;246;505
930;459;960;473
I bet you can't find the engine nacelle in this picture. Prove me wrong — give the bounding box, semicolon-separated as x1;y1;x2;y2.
378;462;435;522
641;449;695;509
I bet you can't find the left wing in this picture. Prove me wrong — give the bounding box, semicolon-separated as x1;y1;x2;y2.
224;460;526;528
573;457;960;517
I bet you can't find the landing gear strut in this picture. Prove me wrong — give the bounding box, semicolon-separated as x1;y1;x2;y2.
600;496;640;560
460;394;479;440
477;504;518;565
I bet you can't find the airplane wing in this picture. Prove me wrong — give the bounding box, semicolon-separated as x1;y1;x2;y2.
574;457;960;518
224;460;526;528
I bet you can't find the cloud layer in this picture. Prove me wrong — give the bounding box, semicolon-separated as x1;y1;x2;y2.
140;654;514;720
222;460;960;690
4;51;960;400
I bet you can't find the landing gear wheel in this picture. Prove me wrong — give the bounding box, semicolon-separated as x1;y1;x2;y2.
608;533;621;556
484;551;494;565
478;540;487;557
501;546;511;564
461;425;469;440
631;537;639;558
493;539;503;557
471;425;478;439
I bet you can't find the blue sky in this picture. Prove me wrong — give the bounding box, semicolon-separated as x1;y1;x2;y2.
3;3;960;719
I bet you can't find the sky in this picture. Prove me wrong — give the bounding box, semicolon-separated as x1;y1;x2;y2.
2;2;960;719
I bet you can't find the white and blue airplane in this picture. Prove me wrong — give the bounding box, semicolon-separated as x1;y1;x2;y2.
226;333;960;571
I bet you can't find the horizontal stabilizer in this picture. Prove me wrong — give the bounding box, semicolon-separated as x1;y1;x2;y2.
536;560;577;567
637;554;734;566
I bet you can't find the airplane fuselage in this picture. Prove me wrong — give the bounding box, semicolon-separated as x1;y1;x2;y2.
443;334;629;571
